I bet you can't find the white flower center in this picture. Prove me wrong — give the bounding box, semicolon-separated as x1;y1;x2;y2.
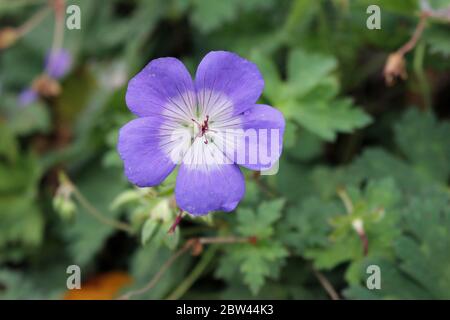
159;90;242;168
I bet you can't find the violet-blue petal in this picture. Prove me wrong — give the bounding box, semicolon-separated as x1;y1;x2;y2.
236;104;285;171
125;57;196;118
18;88;38;107
45;49;72;79
195;51;264;116
118;117;176;187
175;163;245;216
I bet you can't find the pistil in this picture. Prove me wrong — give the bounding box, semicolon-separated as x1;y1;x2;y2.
191;115;211;144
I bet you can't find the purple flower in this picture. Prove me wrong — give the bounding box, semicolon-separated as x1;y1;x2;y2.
18;87;38;106
45;48;72;79
118;51;285;215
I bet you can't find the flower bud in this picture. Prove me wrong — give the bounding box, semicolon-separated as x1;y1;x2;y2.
151;199;172;222
351;218;364;235
32;74;61;97
383;52;407;86
53;194;76;221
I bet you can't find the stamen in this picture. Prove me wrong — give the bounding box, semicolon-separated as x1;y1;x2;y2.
191;118;201;126
191;115;211;144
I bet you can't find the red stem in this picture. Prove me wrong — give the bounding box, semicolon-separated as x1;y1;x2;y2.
168;210;184;234
358;231;369;256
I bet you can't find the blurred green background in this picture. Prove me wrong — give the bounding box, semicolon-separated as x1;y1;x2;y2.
0;0;450;299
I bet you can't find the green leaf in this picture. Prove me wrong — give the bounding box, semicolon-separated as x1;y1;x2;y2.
141;219;159;245
64;165;127;267
111;188;152;211
218;198;287;295
190;0;237;33
304;178;401;284
128;245;191;299
354;0;418;15
346;148;432;194
0;153;44;263
394;190;450;298
3;100;51;136
190;0;276;33
285;126;324;161
344;258;430;299
0;124;18;162
258;49;372;141
394;108;450;183
287;49;338;97
280;197;342;254
240;242;287;295
216;241;288;295
346;189;450;299
0;269;46;299
426;25;450;57
289;98;372;141
250;51;283;102
237;199;285;238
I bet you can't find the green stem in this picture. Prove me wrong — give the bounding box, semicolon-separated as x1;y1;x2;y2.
16;6;50;37
282;0;315;35
71;184;134;234
180;225;217;237
0;0;46;12
337;187;353;214
312;266;340;300
166;246;217;300
118;241;194;300
413;42;432;110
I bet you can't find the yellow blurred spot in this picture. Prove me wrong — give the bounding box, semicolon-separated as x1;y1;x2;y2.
0;28;18;49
